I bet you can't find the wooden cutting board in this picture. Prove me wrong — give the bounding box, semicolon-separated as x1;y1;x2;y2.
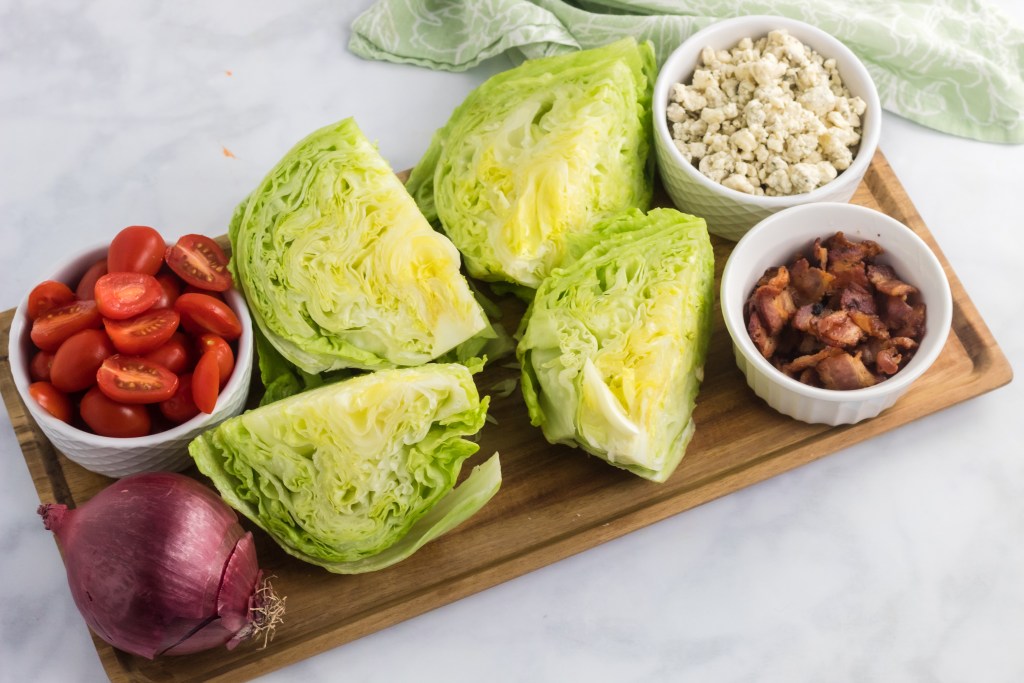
0;150;1012;682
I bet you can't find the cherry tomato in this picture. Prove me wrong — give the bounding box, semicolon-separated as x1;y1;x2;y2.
29;350;55;382
174;293;241;340
27;281;76;320
94;272;162;320
80;386;150;438
31;300;102;351
183;284;223;300
50;328;116;393
165;234;232;292
75;259;107;300
192;351;220;414
108;225;165;275
96;355;179;404
197;334;234;388
103;308;180;355
29;382;73;423
153;272;182;309
143;332;192;374
159;373;200;424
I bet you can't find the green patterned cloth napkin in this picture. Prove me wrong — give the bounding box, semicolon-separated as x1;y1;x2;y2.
350;0;1024;143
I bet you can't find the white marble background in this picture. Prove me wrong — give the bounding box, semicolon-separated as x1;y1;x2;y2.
1;1;1022;682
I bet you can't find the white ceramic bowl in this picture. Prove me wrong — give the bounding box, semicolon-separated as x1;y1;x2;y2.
720;203;952;425
8;244;253;478
653;15;882;241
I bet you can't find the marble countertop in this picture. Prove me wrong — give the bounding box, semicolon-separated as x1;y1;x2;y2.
1;2;1021;682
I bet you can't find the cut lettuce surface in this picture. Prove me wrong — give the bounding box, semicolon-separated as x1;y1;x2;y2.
229;117;488;374
517;208;715;483
189;362;500;574
407;37;656;289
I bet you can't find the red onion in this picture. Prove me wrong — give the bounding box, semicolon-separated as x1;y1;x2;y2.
39;472;283;659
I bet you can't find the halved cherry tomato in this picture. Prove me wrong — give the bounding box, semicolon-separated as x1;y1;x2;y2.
27;281;76;320
108;226;165;275
197;334;234;388
75;259;107;300
29;382;73;423
50;329;115;393
80;386;150;437
143;332;192;374
175;293;241;340
31;300;102;351
165;234;232;292
94;272;162;320
154;272;182;309
160;373;200;424
29;350;55;382
103;308;180;355
96;355;178;404
192;351;220;414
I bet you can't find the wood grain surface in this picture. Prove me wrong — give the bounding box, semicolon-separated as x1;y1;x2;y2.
0;150;1012;682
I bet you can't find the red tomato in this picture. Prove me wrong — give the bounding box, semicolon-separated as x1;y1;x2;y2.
103;308;180;355
75;259;107;300
29;382;73;423
108;225;165;275
31;300;102;351
29;350;55;382
143;332;192;374
174;293;241;340
164;234;232;292
153;272;182;309
192;351;220;414
80;386;150;437
183;284;223;300
94;272;162;320
159;373;200;424
27;281;76;320
197;334;234;388
50;329;116;393
96;355;179;404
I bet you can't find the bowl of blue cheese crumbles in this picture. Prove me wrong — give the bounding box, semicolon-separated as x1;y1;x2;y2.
652;16;881;241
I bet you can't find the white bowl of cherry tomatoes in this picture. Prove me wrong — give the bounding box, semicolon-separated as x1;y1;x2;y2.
8;226;253;478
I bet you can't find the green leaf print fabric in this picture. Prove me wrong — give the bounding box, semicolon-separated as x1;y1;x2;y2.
349;0;1024;143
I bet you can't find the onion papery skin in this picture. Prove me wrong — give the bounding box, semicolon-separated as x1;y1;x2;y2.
40;472;263;659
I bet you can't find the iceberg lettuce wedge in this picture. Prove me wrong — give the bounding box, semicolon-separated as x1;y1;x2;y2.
189;362;500;574
517;208;715;483
230;117;488;374
407;38;656;288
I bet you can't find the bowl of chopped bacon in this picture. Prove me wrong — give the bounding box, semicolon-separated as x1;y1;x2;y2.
720;202;952;425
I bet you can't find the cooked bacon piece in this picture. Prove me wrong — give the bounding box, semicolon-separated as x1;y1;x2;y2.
848;309;890;339
754;265;790;291
823;232;882;269
812;238;828;270
891;336;919;350
747;308;776;358
789;258;835;306
816;351;876;390
828;261;870;293
814;310;865;348
875;344;902;375
881;295;926;338
753;285;796;336
781;346;842;376
838;282;877;315
792;304;817;332
867;264;918;298
797;368;820;386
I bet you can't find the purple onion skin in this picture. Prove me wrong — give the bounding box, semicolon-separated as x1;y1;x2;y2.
39;472;263;659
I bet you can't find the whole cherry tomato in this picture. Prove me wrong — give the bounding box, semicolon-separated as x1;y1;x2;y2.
79;386;150;437
143;332;193;374
159;372;200;424
29;350;55;382
191;350;220;414
153;272;182;309
28;382;73;423
75;259;107;300
50;328;115;393
107;225;165;275
174;293;241;340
